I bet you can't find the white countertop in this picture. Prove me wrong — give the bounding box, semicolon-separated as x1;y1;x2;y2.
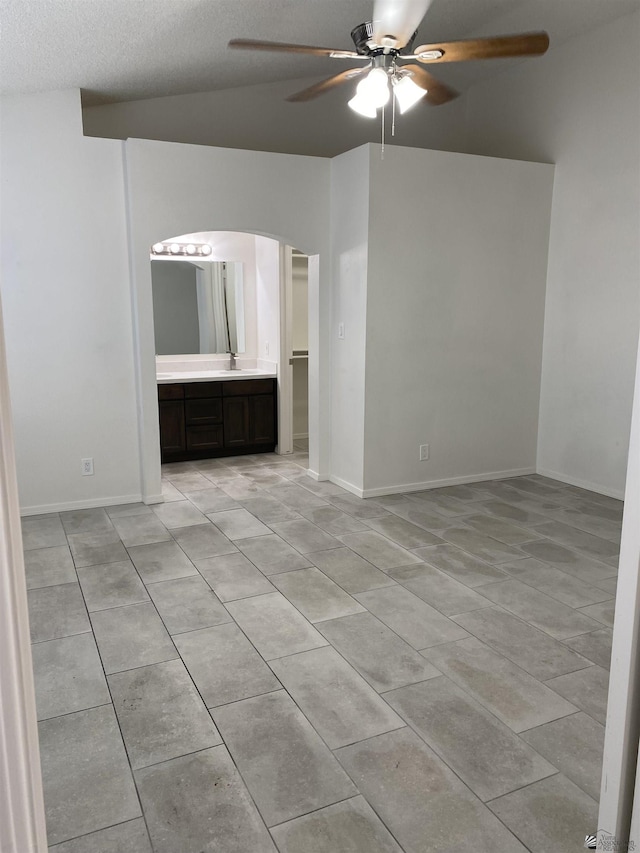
156;368;276;384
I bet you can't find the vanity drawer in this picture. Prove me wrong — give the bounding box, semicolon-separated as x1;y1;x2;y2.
222;379;275;397
184;382;222;399
158;383;184;400
186;425;224;451
185;398;223;426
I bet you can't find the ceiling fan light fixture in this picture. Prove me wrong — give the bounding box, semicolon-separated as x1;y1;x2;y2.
357;67;390;108
348;92;378;118
393;74;427;113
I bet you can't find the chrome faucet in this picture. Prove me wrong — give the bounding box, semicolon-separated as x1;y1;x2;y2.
228;351;237;370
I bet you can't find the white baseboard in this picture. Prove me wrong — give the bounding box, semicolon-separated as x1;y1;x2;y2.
536;467;625;501
359;467;537;499
306;469;329;482
143;493;165;506
293;432;309;440
329;474;364;497
20;493;143;517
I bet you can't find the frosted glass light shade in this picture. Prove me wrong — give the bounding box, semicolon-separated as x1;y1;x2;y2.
393;75;427;113
348;93;377;118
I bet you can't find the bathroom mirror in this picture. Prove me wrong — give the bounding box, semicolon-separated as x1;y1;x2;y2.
151;259;245;355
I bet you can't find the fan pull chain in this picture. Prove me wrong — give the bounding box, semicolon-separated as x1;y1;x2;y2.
381;105;385;159
391;90;396;137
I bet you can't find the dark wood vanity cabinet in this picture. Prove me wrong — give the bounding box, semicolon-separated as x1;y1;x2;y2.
158;378;276;462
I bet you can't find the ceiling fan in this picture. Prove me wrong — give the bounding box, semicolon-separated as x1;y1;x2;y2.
229;0;549;118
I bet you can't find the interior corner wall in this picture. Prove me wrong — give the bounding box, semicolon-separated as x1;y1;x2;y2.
464;9;640;497
329;145;371;494
254;235;281;368
0;89;141;513
363;145;554;495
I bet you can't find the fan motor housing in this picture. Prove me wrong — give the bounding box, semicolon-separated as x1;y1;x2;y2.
350;21;417;55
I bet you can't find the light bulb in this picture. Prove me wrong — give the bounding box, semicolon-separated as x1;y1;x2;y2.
393;75;427;113
348;93;377;118
357;68;390;109
186;244;196;254
170;243;180;254
152;243;165;254
201;245;212;256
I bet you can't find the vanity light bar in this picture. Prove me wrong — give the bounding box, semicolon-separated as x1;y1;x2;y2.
151;242;213;257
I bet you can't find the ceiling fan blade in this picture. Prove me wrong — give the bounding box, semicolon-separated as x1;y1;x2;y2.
401;64;459;105
412;31;549;63
228;38;360;58
372;0;433;49
286;68;369;102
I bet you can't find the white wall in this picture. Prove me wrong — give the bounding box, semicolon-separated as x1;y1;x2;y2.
123;137;331;497
329;145;371;491
362;145;554;495
83;75;468;159
0;90;141;513
254;235;281;369
465;9;640;498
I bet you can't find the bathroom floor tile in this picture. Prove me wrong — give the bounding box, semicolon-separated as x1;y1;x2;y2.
60;508;115;535
182;486;239;513
21;515;67;550
108;659;221;769
563;628;613;669
171;522;237;560
440;527;524;564
545;665;609;724
266;481;329;510
499;557;613;608
270;518;341;554
152;499;207;529
24;545;76;589
47;818;152;853
338;531;421;571
127;540;198;583
460;513;542;545
110;513;172;546
236;533;311;574
240;494;301;523
578;600;616;627
519;539;613;583
174;622;281;707
388;563;491;616
307;547;395;593
329;494;390;519
68;532;128;568
196;552;276;601
207;508;272;540
413;544;508;587
28;582;90;643
77;560;150;611
270;567;365;622
365;515;444;548
299;504;368;535
212;691;356;826
146;574;231;634
91;602;178;674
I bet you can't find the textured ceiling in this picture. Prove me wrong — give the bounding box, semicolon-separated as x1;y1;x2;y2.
0;0;638;106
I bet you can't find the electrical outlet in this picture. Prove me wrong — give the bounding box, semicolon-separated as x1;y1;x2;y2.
82;457;94;476
338;322;345;339
419;444;430;462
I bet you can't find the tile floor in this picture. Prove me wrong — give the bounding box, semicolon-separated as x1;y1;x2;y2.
23;448;620;852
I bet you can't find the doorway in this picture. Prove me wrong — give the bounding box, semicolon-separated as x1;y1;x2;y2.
291;250;309;455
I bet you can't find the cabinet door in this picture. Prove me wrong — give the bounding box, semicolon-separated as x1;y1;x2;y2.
159;400;185;453
249;394;276;445
186;425;224;451
223;397;250;448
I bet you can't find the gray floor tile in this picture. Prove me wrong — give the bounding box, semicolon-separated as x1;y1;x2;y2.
365;515;444;548
271;567;365;622
270;646;404;748
24;545;76;589
174;622;281;707
242;468;290;488
338;531;421;571
535;520;619;561
409;491;472;518
440;527;524;564
240;494;301;523
128;540;198;583
413;544;508;587
208;508;272;540
91;602;178;674
317;611;440;692
335;728;528;853
355;585;468;650
477;499;551;527
219;476;263;500
171;522;237;560
499;557;613;608
267;481;329;510
135;746;277;853
21;515;67;550
461;513;542;545
433;484;490;502
287;474;348;498
307;547;395;593
182;486;239;513
48;818;152;853
385;676;555;801
422;637;577;732
579;600;616;627
68;532;128;568
212;691;356;826
110;513;171;546
28;583;90;643
506;476;562;498
594;576;618;595
299;505;368;535
32;633;110;720
479;579;599;639
386;500;454;531
389;563;492;616
146;575;231;634
77;560;149;611
519;539;613;583
329;494;390;519
161;479;186;501
521;712;605;800
545;665;609;724
162;470;213;491
106;502;153;518
270;796;403;853
236;533;311;574
225;592;328;660
108;659;221;769
39;705;140;846
60;508;114;535
152;499;207;529
453;607;592;680
487;774;598;853
270;519;341;554
563;628;613;669
196;552;275;601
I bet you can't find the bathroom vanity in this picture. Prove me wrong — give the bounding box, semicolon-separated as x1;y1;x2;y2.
157;372;277;462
